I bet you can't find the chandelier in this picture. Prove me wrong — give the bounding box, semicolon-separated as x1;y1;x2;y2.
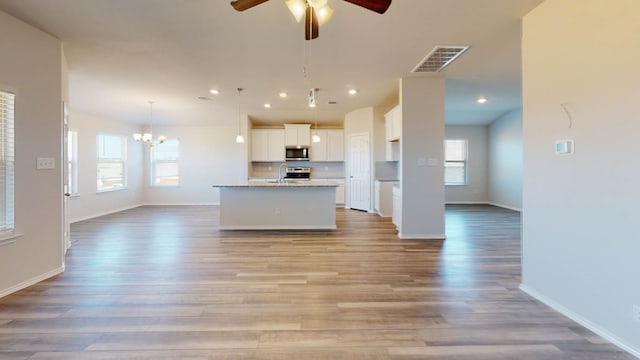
133;101;166;147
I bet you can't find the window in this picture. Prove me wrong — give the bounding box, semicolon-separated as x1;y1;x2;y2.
97;134;126;192
0;90;15;235
67;130;78;195
151;139;179;186
444;139;467;185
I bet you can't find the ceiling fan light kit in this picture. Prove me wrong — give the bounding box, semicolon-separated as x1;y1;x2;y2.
230;0;391;40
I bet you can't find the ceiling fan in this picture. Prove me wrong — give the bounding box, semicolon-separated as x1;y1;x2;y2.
230;0;392;40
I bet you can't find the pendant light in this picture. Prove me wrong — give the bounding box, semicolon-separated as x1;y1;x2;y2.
311;89;320;143
133;101;166;147
235;88;245;143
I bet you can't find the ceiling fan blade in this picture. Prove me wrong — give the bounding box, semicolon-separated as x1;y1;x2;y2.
305;4;319;40
342;0;392;14
230;0;270;11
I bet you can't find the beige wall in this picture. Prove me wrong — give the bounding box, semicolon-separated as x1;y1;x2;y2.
68;111;144;222
521;0;640;355
0;10;64;295
399;77;445;239
488;109;522;210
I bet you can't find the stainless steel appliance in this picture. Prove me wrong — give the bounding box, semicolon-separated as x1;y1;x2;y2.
285;147;309;161
284;167;311;181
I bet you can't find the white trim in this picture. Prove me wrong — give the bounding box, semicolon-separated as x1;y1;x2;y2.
141;202;218;206
70;204;143;223
487;202;522;212
0;266;64;299
0;232;23;246
445;201;488;205
219;225;337;230
399;233;446;240
520;284;640;359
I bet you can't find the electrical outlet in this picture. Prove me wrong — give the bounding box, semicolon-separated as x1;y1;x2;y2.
633;305;640;323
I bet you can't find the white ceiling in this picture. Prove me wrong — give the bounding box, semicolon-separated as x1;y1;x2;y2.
0;0;543;127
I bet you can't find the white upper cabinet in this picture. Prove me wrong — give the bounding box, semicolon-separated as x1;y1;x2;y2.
385;106;401;142
251;129;284;162
284;124;311;147
310;129;344;162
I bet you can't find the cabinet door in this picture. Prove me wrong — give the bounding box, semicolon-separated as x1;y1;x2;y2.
285;124;311;147
267;129;285;161
251;129;269;161
332;179;345;205
385;106;400;141
326;130;344;161
310;130;327;161
297;124;311;146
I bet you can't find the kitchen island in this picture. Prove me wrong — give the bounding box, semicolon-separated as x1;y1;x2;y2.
212;181;338;230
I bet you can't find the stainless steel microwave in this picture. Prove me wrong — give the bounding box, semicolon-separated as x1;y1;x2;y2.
285;147;309;161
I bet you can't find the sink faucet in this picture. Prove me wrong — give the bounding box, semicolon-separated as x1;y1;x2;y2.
278;163;288;183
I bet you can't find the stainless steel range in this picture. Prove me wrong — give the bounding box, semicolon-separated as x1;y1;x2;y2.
284;167;311;181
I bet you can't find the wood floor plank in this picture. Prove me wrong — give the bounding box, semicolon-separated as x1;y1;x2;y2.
0;205;634;359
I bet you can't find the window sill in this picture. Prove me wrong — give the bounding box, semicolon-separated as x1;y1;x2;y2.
97;187;128;194
0;232;24;247
150;185;181;188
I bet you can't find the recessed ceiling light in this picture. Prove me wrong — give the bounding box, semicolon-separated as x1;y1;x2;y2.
477;97;487;104
264;103;272;108
348;89;358;95
209;89;219;95
279;92;288;98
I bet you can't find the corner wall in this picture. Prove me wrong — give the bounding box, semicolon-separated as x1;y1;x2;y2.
488;110;522;210
68;112;144;222
0;10;64;295
522;0;640;355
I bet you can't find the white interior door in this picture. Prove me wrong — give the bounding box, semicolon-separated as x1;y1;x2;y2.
349;133;370;211
62;102;71;253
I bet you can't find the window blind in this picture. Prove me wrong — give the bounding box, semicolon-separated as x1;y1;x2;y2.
0;91;16;232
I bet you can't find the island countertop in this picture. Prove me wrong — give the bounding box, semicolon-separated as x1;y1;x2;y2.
213;181;339;188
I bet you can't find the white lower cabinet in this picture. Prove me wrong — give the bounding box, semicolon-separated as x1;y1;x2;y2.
392;185;401;231
374;180;398;217
311;178;345;205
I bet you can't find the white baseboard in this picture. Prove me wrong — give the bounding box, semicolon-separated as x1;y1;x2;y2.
219;225;337;230
0;266;64;299
445;201;488;205
399;233;446;240
141;202;218;206
70;204;143;223
520;284;640;359
487;202;522;212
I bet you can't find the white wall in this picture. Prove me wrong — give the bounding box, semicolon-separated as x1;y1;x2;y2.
143;125;247;205
68;112;144;222
0;10;64;296
488;110;522;210
399;77;445;239
445;125;488;204
521;0;640;356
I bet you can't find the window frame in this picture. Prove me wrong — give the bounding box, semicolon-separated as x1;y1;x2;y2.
96;133;127;193
0;88;16;243
444;139;468;186
150;139;180;187
67;130;79;196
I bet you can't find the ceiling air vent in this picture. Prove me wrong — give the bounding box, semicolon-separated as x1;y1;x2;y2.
412;46;470;73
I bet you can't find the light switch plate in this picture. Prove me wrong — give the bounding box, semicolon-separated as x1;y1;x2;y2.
36;157;55;169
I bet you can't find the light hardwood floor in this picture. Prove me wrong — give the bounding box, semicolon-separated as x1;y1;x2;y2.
0;205;634;359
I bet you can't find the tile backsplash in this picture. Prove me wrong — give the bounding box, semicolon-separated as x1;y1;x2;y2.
251;162;345;179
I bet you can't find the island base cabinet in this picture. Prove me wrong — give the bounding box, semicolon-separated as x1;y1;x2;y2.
218;186;336;230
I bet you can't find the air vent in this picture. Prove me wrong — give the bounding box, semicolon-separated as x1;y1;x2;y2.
412;46;470;73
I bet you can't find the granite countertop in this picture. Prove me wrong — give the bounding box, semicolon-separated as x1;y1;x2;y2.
375;178;399;182
213;181;339;188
